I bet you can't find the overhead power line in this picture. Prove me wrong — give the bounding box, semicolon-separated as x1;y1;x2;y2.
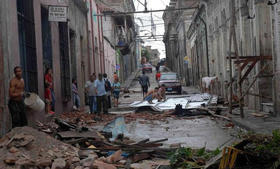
137;35;164;37
138;23;165;27
94;6;199;16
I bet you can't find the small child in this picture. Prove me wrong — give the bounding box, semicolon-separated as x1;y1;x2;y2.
45;83;52;114
112;78;121;107
156;71;161;81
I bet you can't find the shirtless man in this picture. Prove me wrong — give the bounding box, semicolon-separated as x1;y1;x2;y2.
8;66;27;128
144;87;159;104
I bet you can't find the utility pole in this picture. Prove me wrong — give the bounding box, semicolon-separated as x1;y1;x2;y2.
228;0;244;117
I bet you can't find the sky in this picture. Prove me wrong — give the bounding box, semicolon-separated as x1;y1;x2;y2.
133;0;170;58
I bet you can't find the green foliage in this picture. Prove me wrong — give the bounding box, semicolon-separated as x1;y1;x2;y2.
245;130;280;156
168;147;221;169
169;147;193;166
211;148;221;156
196;147;206;157
141;48;150;61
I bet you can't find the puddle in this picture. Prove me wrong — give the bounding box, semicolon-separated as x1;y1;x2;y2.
125;117;234;150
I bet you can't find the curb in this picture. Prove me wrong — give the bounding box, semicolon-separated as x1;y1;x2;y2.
231;118;256;132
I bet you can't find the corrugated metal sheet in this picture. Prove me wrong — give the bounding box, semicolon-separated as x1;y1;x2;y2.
130;93;212;112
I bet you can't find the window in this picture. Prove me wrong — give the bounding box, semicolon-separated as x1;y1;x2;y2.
41;7;53;70
70;30;77;80
160;74;178;80
17;0;38;93
59;22;71;100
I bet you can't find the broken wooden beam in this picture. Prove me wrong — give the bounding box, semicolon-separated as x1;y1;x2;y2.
227;55;272;60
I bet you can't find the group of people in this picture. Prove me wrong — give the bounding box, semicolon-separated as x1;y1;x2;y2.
84;72;121;115
8;65;122;128
139;71;166;104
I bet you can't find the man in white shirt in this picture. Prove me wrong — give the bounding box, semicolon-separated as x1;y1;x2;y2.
85;74;97;114
95;73;108;114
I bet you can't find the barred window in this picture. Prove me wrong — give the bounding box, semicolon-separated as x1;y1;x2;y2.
17;0;38;93
59;23;71;100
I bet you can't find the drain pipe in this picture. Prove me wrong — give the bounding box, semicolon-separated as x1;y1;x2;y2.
198;16;210;77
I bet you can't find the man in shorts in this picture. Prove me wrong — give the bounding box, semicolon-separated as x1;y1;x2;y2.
139;71;150;98
144;87;159;104
8;66;28;128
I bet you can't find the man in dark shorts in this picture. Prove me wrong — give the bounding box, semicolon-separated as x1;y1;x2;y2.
139;71;150;98
144;87;159;104
8;66;28;128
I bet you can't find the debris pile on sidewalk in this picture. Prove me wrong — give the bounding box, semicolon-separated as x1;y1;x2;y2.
0;123;171;168
0;127;80;169
207;130;280;169
168;147;220;169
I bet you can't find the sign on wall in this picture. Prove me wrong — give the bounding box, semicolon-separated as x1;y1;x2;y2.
184;56;190;64
48;6;68;22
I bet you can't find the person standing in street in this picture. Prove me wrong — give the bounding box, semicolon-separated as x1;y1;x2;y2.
44;68;55;111
113;72;118;81
156;71;161;82
8;66;28;128
139;71;150;98
95;73;108;114
103;73;112;109
112;77;121;107
72;78;80;111
156;63;160;72
85;74;97;114
44;83;52;114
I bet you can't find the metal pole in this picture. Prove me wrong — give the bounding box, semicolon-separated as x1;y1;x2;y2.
232;0;244;118
198;16;210;77
228;2;234;114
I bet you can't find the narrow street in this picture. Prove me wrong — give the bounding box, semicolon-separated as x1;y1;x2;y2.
1;0;280;168
113;69;239;151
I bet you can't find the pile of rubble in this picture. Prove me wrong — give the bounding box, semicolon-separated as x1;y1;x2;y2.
57;111;175;126
0;127;80;169
0;114;172;169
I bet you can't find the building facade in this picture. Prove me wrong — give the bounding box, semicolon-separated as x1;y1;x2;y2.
163;0;198;85
165;0;280;114
0;0;137;135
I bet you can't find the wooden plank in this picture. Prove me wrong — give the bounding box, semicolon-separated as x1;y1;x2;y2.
148;139;168;144
131;153;150;163
239;64;270;101
228;55;272;59
234;58;257;64
57;131;100;139
240;60;258;84
240;60;250;71
134;139;150;145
